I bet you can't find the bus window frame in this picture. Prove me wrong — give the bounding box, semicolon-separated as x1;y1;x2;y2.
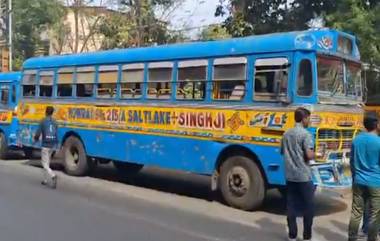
75;66;96;98
0;83;10;107
56;67;75;98
120;63;145;100
38;69;55;99
147;61;174;100
22;69;38;98
296;59;314;97
252;55;291;103
97;64;119;99
211;57;248;102
176;59;208;101
11;84;16;104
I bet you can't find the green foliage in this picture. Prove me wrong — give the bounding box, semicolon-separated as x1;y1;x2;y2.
326;0;380;66
13;0;65;69
216;0;380;66
99;0;184;49
199;24;231;41
216;0;338;36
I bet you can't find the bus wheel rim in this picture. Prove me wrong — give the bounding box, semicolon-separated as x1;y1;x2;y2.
227;166;250;197
66;146;80;167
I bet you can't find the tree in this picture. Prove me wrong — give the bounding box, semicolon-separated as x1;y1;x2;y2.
215;0;338;36
13;0;65;69
326;0;380;66
98;0;185;49
199;24;231;41
215;0;379;66
50;0;111;54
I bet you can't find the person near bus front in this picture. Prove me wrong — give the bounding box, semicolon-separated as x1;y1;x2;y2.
281;107;316;241
348;113;380;241
34;106;58;189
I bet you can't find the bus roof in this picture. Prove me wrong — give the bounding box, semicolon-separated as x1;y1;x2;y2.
0;72;21;82
23;28;359;70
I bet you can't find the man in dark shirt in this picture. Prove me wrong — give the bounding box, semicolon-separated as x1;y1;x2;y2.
34;106;58;189
281;107;315;241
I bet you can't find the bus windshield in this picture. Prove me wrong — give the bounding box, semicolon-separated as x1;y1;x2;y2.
317;56;362;103
347;62;362;97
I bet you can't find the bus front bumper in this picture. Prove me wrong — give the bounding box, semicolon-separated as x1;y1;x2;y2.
311;161;352;198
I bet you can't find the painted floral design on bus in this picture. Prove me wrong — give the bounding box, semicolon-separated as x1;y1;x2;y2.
227;112;244;131
0;112;10;122
318;36;333;50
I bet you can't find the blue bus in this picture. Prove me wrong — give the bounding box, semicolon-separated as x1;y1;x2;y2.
18;28;363;210
0;72;21;158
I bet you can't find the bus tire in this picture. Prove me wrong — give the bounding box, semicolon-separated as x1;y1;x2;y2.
0;132;8;159
113;161;143;176
219;155;265;211
63;136;89;176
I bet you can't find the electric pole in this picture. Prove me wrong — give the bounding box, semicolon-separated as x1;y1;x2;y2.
8;0;11;71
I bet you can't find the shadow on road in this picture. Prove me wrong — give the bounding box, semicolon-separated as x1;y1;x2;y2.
90;164;348;216
3;151;28;161
16;152;348;217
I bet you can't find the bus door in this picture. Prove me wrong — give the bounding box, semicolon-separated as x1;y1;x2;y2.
292;51;316;104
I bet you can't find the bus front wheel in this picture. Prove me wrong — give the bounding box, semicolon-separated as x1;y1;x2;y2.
219;156;265;211
63;136;89;176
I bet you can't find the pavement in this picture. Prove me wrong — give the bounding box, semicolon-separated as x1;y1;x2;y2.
0;154;352;241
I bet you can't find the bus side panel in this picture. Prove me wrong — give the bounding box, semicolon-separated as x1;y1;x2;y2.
0;110;16;147
63;128;220;174
243;144;285;186
8;118;19;146
62;127;286;185
18;123;286;186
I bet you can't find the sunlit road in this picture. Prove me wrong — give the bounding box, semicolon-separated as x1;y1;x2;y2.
0;158;350;241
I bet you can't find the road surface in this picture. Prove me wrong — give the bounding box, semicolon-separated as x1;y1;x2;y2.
0;157;351;241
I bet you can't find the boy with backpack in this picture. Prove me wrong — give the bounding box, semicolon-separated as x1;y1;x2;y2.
34;106;58;189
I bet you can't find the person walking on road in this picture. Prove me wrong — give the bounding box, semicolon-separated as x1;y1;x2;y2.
281;107;316;241
348;113;380;241
34;106;58;189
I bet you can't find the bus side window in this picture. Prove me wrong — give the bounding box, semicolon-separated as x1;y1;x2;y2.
39;70;54;97
148;62;173;99
11;85;16;103
213;57;247;100
0;86;9;105
22;70;37;97
254;58;289;101
98;65;118;98
76;66;95;97
57;68;74;97
176;60;207;100
121;63;144;99
297;59;313;96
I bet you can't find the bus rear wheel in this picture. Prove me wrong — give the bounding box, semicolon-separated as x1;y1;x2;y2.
219;155;265;211
113;161;143;176
63;136;89;176
0;132;8;159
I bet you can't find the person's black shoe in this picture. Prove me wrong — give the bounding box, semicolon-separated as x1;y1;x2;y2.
51;176;57;189
41;180;48;186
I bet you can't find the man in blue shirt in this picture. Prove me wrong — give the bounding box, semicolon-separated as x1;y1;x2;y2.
34;106;58;189
348;113;380;241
